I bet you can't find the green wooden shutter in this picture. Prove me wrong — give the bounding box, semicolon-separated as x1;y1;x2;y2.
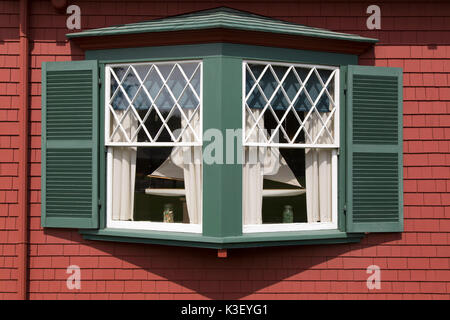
346;65;403;232
41;60;99;228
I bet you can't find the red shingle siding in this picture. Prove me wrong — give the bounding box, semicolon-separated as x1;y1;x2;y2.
1;0;450;299
0;0;20;301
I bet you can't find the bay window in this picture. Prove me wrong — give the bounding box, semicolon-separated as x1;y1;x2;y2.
40;7;403;249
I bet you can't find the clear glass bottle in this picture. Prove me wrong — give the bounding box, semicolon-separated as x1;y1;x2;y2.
282;205;293;223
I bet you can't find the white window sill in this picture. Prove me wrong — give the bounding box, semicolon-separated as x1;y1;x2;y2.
243;222;338;233
106;220;202;234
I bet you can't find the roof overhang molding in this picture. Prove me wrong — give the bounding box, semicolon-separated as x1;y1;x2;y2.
67;7;377;55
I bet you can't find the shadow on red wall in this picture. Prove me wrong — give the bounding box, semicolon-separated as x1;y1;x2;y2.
43;228;401;298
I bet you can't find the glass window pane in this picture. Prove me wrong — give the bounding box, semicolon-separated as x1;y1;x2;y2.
110;146;202;224
107;61;201;145
244;61;337;146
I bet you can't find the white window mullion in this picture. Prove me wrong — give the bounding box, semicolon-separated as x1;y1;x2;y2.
334;69;340;149
105;67;112;144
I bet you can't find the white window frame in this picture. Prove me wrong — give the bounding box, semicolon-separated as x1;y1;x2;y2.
242;60;339;233
105;60;203;233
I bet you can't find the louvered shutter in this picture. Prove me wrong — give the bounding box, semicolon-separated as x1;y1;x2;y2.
41;60;99;228
345;65;403;232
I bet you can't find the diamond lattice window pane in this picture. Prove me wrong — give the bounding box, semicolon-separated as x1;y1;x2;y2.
111;90;128;111
244;61;338;147
107;61;202;145
144;68;164;99
133;88;152;110
167;66;187;99
305;71;321;101
134;64;151;80
154;87;176;112
112;66;128;82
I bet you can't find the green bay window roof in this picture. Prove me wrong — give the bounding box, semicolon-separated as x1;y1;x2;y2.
67;7;377;54
67;7;376;43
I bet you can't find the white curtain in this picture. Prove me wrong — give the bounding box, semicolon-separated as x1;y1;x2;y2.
111;110;137;221
304;112;333;223
243;110;280;225
171;109;202;224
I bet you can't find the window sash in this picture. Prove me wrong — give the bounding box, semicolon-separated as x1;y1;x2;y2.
105;60;203;147
242;149;339;233
242;60;340;149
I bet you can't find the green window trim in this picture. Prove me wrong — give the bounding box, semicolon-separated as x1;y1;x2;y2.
41;43;403;250
80;228;364;249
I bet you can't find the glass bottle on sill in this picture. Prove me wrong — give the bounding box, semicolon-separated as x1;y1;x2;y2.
282;205;293;223
163;203;174;223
